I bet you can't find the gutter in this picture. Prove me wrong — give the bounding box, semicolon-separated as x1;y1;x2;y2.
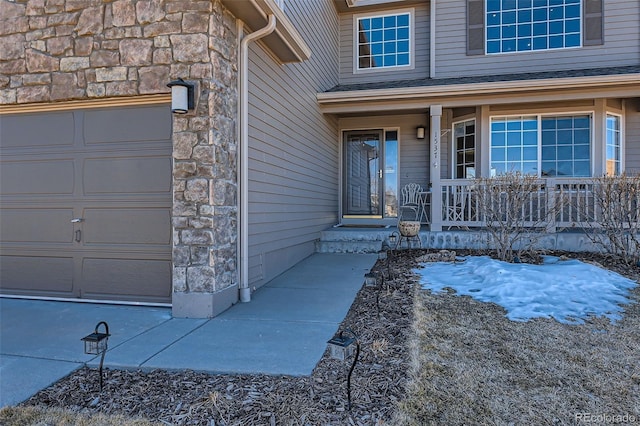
239;14;277;303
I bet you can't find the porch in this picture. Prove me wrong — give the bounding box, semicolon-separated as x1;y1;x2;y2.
321;176;639;254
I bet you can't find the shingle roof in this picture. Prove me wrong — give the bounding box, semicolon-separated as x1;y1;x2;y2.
325;65;640;93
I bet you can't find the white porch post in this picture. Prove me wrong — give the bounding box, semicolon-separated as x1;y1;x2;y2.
430;105;443;231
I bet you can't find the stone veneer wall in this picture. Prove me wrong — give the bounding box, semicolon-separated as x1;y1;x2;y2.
0;0;239;318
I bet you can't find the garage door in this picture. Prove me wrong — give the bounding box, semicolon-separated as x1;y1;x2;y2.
0;104;173;304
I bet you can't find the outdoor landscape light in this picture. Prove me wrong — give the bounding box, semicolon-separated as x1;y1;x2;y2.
167;78;195;114
81;321;110;390
364;271;378;287
416;125;426;139
327;328;360;410
378;249;387;260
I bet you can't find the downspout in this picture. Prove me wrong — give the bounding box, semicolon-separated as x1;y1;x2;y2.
430;0;436;78
239;14;277;303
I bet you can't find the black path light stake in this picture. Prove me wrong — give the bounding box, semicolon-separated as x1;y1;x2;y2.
81;321;110;391
327;329;360;411
387;231;400;280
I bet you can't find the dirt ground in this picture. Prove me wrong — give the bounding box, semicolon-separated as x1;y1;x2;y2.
15;250;640;426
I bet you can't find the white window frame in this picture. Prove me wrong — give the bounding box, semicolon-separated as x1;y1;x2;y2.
452;119;477;179
485;0;583;55
605;112;624;176
489;112;595;177
353;8;415;74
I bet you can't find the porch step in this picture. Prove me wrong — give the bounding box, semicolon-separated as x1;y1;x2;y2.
315;227;387;254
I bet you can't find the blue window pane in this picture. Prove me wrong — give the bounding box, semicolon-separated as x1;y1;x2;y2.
397;13;409;26
541;119;556;129
523;119;538;130
518;0;532;9
360;19;370;30
549;6;563;20
533;36;548;50
518;23;532;37
556;118;572;129
397;40;409;53
503;25;516;38
492;120;506;131
384;41;396;54
493;163;506;174
384;29;396;41
574;144;590;160
518;9;532;22
487;0;501;12
574;129;590;144
383;55;396;67
549;20;563;35
398;27;409;40
557;145;572;159
371;17;383;29
502;39;517;51
523;130;537;145
492;133;506;146
542;130;556;145
522;162;537;175
492;148;506;161
556;161;573;176
370;43;382;54
565;18;580;33
566;4;580;18
557;130;573;144
523;147;537;161
518;38;532;50
384;15;396;27
488;26;501;40
507;133;521;146
549;35;563;48
503;11;516;24
487;12;501;25
397;53;409;65
533;7;548;21
507;147;521;161
574;161;590;177
487;40;501;53
371;30;383;42
574;116;590;128
502;0;517;10
542;146;556;160
533;22;547;36
542;162;556;176
507;120;522;131
372;55;383;67
565;33;580;47
550;0;563;6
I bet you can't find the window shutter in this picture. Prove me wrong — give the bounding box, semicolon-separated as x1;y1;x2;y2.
467;0;485;55
583;0;603;46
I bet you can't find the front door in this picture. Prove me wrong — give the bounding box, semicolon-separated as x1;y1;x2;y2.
342;130;398;221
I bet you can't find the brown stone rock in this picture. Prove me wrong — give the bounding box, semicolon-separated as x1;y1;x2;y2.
182;13;208;33
47;36;73;56
25;49;59;72
120;38;153;65
17;84;50;102
0;59;26;75
0;34;26;61
51;72;84;100
136;0;165;24
90;50;120;67
138;65;170;93
75;6;104;36
112;0;136;27
170;34;209;63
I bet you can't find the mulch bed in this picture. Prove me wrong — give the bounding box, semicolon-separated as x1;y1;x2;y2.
20;250;640;425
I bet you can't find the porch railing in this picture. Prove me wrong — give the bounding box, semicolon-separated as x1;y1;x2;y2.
430;178;639;231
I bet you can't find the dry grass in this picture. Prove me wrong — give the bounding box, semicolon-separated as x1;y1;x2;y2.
0;406;161;426
394;253;640;425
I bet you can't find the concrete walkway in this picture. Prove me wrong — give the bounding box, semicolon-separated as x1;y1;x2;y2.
0;253;377;407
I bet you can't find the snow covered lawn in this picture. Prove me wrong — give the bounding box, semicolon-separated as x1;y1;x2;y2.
417;256;637;324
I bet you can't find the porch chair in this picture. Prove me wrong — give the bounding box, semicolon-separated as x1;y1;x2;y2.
397;183;423;249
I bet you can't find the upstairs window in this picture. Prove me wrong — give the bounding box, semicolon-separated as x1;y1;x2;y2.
355;10;413;71
486;0;582;54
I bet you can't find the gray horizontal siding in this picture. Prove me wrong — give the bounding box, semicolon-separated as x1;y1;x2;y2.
339;2;430;85
625;99;640;174
435;0;640;78
247;0;339;287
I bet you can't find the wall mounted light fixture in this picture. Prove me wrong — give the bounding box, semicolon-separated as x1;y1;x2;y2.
167;78;195;114
416;125;426;139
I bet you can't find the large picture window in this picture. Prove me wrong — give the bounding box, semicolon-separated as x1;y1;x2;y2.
490;114;592;177
486;0;582;54
355;10;412;71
